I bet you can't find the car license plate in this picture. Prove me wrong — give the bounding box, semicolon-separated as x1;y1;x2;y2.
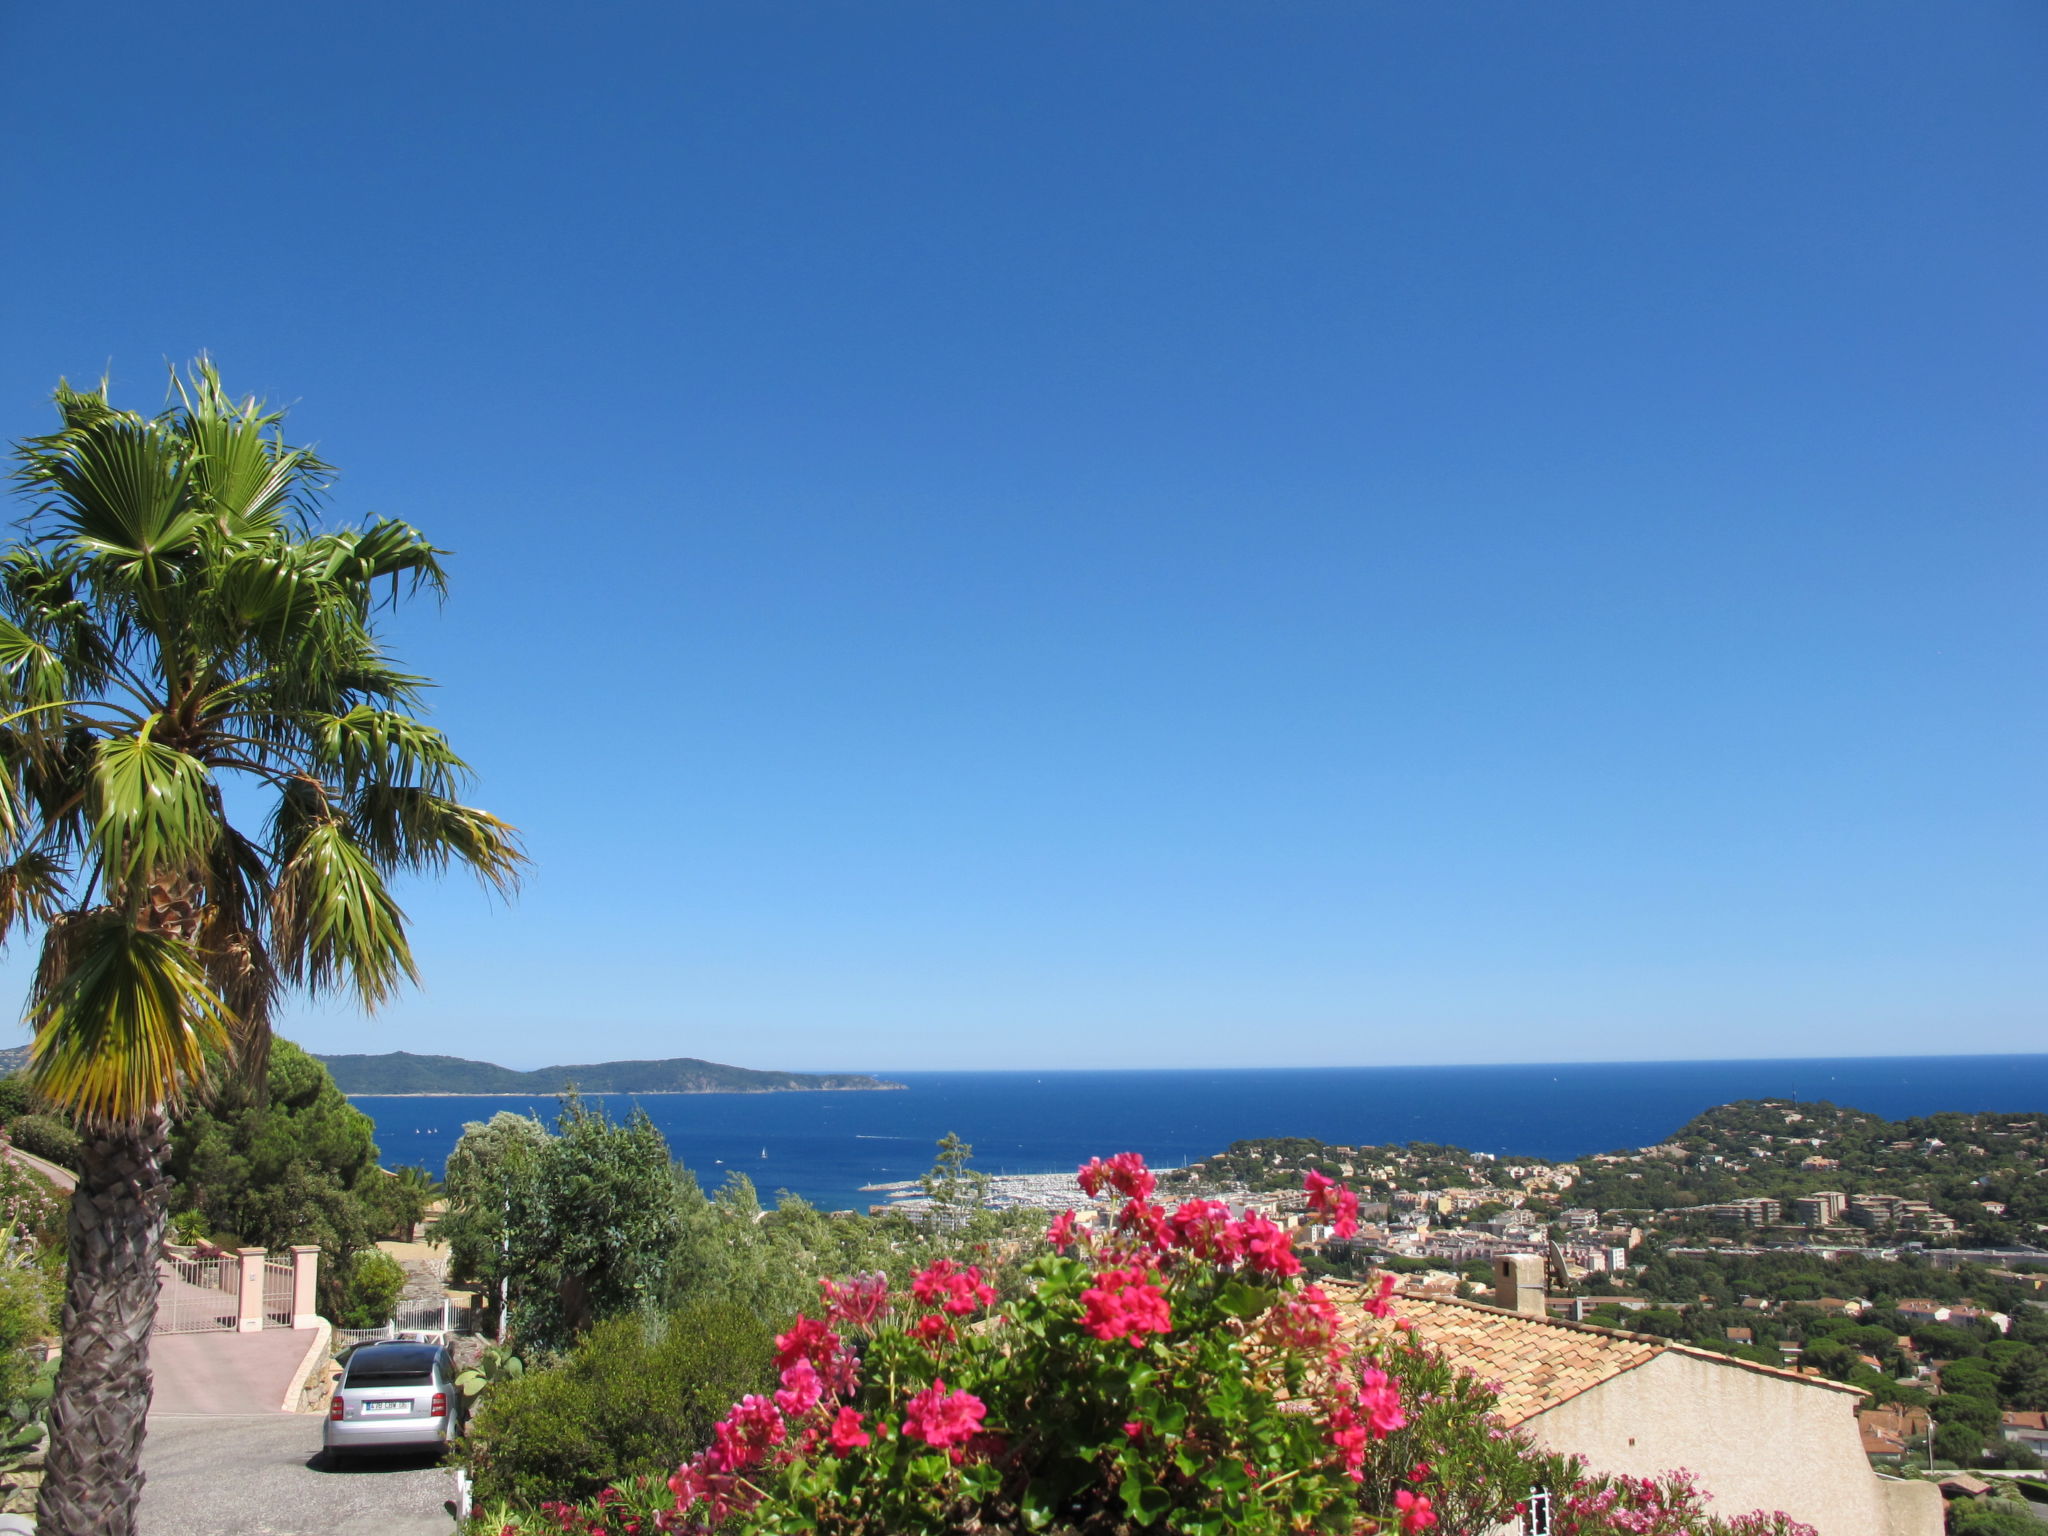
366;1400;409;1414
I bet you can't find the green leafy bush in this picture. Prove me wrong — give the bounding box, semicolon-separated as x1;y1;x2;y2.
463;1297;776;1509
329;1248;407;1329
7;1115;80;1172
0;1078;35;1127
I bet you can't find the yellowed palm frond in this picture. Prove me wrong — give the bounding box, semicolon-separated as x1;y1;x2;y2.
25;910;234;1129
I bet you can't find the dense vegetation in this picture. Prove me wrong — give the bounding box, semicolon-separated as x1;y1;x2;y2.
317;1050;900;1095
3;1043;431;1325
1569;1101;2048;1240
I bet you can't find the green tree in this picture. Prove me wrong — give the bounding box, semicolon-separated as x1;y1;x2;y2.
919;1131;991;1227
439;1111;551;1337
500;1098;689;1353
0;365;521;1536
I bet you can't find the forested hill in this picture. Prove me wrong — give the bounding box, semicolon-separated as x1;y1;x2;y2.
317;1051;903;1096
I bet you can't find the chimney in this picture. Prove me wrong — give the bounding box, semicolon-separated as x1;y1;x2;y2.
1493;1254;1546;1316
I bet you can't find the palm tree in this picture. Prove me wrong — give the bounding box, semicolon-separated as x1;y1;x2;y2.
1;362;521;1536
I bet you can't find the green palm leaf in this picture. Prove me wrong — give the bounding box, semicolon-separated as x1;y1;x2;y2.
271;820;419;1005
91;731;217;887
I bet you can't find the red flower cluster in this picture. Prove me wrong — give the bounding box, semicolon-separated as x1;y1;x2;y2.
901;1378;987;1449
1077;1151;1156;1201
1394;1488;1437;1532
910;1258;995;1316
1267;1283;1340;1354
1079;1265;1173;1345
1303;1168;1361;1238
818;1272;890;1329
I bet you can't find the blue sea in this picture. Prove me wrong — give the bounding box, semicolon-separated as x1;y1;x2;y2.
349;1056;2048;1214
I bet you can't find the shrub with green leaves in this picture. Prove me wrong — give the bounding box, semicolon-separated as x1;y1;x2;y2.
6;1114;80;1172
462;1298;776;1509
330;1248;407;1330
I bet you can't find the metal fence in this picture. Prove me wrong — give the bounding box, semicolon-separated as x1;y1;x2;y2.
262;1258;294;1327
156;1254;239;1334
334;1299;482;1348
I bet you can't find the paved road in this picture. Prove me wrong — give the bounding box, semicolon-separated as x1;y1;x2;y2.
140;1414;459;1536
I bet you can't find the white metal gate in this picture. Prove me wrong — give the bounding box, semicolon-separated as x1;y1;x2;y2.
156;1255;238;1334
263;1258;294;1327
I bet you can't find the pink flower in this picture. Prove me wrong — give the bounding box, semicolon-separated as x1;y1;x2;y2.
1167;1199;1243;1262
707;1394;786;1472
1048;1208;1081;1250
773;1358;822;1417
1269;1284;1340;1353
911;1258;996;1316
1077;1151;1156;1202
1123;1420;1146;1438
901;1379;986;1449
819;1272;890;1329
1357;1366;1407;1436
1395;1489;1437;1532
1303;1169;1361;1238
911;1314;957;1345
1233;1212;1302;1277
1116;1197;1174;1251
827;1407;870;1454
1359;1272;1398;1318
1080;1265;1173;1345
774;1315;842;1372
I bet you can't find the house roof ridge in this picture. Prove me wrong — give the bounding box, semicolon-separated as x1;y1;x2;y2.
1323;1278;1866;1400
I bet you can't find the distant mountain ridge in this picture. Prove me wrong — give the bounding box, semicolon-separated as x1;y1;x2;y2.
316;1050;902;1096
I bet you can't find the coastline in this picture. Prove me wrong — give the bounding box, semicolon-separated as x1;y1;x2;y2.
344;1082;907;1098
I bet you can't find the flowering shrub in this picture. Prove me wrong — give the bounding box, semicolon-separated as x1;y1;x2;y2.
1550;1469;1820;1536
473;1152;1542;1534
466;1151;1830;1536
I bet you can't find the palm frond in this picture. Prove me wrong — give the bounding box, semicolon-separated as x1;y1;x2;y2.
271;820;418;1006
0;849;69;945
309;519;449;606
173;361;333;534
16;410;204;582
91;730;218;888
314;706;466;794
25;908;232;1128
350;786;525;894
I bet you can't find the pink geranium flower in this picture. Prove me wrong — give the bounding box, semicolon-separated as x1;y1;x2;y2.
901;1379;987;1449
1080;1265;1173;1345
1077;1151;1156;1202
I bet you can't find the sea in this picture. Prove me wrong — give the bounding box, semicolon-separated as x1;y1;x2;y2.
346;1055;2048;1214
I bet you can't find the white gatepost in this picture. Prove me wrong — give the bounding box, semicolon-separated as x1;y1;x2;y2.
235;1247;267;1333
290;1244;321;1329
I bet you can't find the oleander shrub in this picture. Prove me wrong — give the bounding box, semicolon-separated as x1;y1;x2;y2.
463;1297;776;1509
6;1115;80;1173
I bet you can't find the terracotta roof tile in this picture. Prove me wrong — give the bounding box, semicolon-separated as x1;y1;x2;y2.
1326;1282;1861;1426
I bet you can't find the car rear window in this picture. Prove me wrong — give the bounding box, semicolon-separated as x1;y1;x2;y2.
344;1346;440;1388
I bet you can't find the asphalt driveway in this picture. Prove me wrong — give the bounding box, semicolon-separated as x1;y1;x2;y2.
141;1414;459;1536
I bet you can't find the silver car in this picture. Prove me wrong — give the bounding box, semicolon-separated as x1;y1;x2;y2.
325;1340;455;1462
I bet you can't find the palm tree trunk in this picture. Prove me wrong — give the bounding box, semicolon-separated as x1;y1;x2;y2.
38;1112;171;1536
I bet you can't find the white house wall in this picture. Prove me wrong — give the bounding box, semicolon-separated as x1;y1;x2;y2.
1522;1352;1941;1536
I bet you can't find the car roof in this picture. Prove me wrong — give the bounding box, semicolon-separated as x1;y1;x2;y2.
344;1342;444;1370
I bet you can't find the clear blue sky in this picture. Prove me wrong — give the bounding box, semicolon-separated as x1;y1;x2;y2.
1;5;2041;1070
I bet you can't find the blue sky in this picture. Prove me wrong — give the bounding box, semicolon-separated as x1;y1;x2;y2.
1;4;2041;1070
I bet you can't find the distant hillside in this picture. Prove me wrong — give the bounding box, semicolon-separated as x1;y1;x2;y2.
0;1046;28;1078
316;1050;903;1096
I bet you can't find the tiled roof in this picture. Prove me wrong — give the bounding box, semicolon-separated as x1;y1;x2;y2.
1327;1282;1861;1426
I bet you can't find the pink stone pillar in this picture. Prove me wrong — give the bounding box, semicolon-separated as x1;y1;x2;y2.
290;1244;321;1329
235;1247;267;1333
